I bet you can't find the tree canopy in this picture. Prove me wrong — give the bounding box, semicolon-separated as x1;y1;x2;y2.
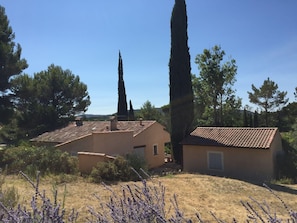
248;77;288;126
138;100;162;121
0;6;28;124
169;0;194;164
11;64;90;136
194;45;241;126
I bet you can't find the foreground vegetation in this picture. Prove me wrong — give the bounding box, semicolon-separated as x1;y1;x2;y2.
0;143;297;222
0;142;296;222
1;171;297;222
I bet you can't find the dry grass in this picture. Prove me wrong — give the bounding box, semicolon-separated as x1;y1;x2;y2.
3;173;297;222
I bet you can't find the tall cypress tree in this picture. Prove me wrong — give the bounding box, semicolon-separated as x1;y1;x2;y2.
169;0;194;164
117;51;128;121
0;6;28;124
128;100;135;121
253;111;259;127
249;113;253;127
243;109;248;127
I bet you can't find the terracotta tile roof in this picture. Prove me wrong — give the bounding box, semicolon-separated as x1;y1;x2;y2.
181;127;279;149
30;120;156;144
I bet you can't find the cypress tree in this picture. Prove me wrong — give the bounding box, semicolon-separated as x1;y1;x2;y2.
117;51;128;121
243;109;248;127
0;6;28;124
254;111;259;127
169;0;194;164
249;112;253;127
128;100;135;121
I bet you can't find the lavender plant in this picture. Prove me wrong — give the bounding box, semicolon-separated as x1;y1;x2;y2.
0;171;78;223
87;169;194;223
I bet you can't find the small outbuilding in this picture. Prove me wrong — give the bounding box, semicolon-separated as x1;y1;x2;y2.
181;127;283;181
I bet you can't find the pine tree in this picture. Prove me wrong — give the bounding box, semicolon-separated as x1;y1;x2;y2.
128;100;135;121
195;45;239;126
169;0;194;164
11;64;91;135
248;77;288;126
0;6;28;124
117;51;128;121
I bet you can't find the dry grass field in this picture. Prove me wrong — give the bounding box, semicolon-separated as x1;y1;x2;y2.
3;172;297;222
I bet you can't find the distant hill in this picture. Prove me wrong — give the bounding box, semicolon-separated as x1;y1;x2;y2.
79;114;113;121
80;111;139;121
81;107;166;121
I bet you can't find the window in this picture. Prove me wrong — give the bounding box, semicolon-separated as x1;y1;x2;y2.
208;152;223;171
153;144;158;155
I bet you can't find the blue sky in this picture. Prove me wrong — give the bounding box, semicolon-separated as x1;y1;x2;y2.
1;1;297;115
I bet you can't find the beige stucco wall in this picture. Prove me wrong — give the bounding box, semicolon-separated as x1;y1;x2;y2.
78;152;115;174
91;131;134;156
56;134;93;154
57;131;134;157
183;132;283;181
133;122;170;168
59;131;134;173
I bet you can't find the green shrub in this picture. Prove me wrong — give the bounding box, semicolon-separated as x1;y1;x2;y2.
0;145;79;176
278;134;297;180
126;153;148;173
57;152;79;174
271;177;295;185
113;156;133;181
90;160;118;183
164;143;171;155
90;155;146;183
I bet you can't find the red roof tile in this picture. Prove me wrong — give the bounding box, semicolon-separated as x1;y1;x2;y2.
181;127;278;149
30;120;156;144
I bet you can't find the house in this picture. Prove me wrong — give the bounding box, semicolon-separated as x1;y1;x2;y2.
181;127;283;181
31;118;170;173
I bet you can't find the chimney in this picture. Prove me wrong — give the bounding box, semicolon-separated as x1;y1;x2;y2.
139;118;143;126
110;116;118;131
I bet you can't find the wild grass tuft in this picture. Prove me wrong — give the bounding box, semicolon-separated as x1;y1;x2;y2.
0;168;19;208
